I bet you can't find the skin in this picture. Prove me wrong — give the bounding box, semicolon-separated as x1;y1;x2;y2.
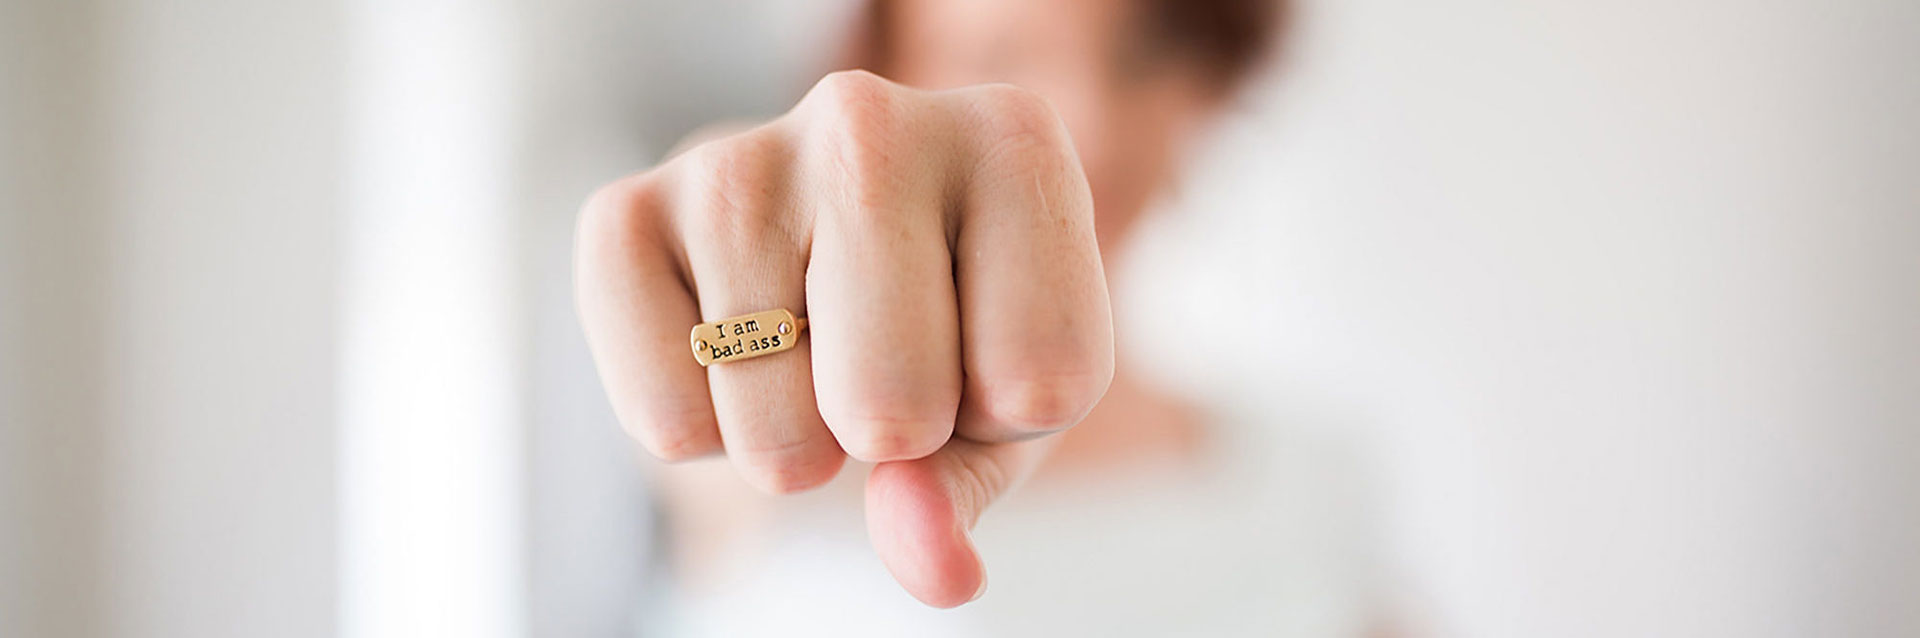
575;0;1230;609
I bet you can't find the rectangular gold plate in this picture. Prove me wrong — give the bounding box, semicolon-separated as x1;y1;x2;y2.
690;308;800;367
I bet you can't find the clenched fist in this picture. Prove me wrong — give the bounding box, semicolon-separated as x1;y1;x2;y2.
574;70;1113;607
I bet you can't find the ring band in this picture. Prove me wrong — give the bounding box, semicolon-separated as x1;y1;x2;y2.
690;308;806;367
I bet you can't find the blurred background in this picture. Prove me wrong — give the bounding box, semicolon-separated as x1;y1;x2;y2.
3;0;1916;636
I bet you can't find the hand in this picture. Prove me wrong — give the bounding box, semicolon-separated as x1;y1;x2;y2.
574;70;1113;607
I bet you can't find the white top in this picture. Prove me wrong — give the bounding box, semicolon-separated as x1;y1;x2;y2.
647;390;1381;637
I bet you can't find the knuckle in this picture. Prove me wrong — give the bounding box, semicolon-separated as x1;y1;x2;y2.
619;408;721;462
575;173;666;257
962;86;1088;219
805;70;899;125
729;434;842;494
693;129;787;192
573;175;678;310
945;446;1013;510
738;464;828;495
818;372;962;461
967;83;1069;153
975;372;1110;435
800;72;907;202
678;132;791;240
833;417;950;462
635;428;719;463
806;71;903;144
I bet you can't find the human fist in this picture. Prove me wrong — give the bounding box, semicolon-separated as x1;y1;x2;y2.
574;70;1113;606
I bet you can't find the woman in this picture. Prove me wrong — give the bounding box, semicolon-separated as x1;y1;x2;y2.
576;0;1374;634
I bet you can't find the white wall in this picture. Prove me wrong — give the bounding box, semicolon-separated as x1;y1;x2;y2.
337;0;524;636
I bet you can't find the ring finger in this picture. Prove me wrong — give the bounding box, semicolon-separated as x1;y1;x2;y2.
676;134;845;493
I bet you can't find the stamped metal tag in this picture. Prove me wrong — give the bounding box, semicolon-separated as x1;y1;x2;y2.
690;308;802;367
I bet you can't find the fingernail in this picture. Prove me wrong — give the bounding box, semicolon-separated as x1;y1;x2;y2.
969;567;988;602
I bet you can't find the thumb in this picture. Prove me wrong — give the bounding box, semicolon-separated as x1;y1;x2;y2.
864;436;1057;608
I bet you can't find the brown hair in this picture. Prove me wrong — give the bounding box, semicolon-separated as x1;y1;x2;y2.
846;0;1288;93
1134;0;1288;90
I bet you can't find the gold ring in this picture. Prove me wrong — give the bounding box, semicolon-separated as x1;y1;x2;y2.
690;308;807;367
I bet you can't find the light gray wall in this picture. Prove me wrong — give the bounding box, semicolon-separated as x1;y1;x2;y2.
2;0;343;636
91;0;343;634
1;1;106;636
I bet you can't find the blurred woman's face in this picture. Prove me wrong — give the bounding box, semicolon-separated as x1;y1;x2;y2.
881;0;1221;251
